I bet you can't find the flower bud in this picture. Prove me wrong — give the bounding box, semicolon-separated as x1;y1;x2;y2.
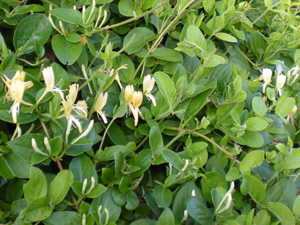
132;91;143;108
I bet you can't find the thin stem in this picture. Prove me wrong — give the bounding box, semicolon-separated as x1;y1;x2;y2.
165;130;187;149
98;118;115;151
56;157;63;171
253;2;280;24
84;0;169;36
40;119;50;139
164;126;240;162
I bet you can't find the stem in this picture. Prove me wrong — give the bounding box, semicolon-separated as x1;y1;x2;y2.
165;130;187;149
84;0;169;36
56;157;63;171
253;2;280;24
40;119;50;139
98;118;115;151
164;126;240;162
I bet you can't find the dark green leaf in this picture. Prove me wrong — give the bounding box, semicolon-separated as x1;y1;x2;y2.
24;197;52;222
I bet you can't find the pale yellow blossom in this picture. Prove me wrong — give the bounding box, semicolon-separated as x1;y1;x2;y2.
143;75;156;106
95;92;108;124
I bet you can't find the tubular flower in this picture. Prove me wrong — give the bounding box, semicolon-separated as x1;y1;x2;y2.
1;71;33;123
143;75;156;106
124;85;143;126
287;105;297;123
58;83;84;133
262;68;272;93
276;75;286;96
94;92;108;124
75;100;88;119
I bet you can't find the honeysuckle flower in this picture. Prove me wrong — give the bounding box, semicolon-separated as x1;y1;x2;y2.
216;182;235;214
143;75;156;106
125;85;143;126
276;75;286;96
262;68;272;93
74;100;88;119
1;71;33;123
287;65;299;85
71;120;94;144
125;85;134;102
31;138;48;156
110;65;127;90
95;93;108;124
58;83;83;133
287;105;297;123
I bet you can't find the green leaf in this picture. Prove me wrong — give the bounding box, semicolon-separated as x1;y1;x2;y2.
293;195;300;218
24;197;52;222
118;0;142;17
85;183;107;199
240;175;265;203
125;191;139;210
96;145;131;162
205;54;226;67
153;72;176;109
150;48;182;62
48;170;74;205
23;167;47;203
2;151;31;178
239;131;264;148
50;8;82;25
186;25;207;53
0;156;15;179
275;96;295;118
239;150;264;174
208;64;232;91
153;186;172;209
244;117;269;131
130;219;156;225
149;126;164;158
264;0;273;7
44;211;82;225
173;181;205;223
65;33;81;43
187;197;212;224
266;178;296;210
215;32;237;42
13;14;52;54
162;149;183;170
123;27;156;54
51;34;83;65
158;208;175;225
275;156;300;171
267;202;295;225
253;210;271;225
184;87;215;120
252;96;267;116
69;155;97;182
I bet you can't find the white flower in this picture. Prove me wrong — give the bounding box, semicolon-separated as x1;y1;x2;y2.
95;93;108;124
125;85;143;126
276;75;286;96
58;83;83;133
143;75;156;106
216;182;235;214
262;68;272;93
125;85;134;102
1;71;33;123
74;100;88;119
287;105;297;123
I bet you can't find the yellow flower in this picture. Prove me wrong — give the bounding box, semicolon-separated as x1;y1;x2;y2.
124;85;143;126
1;71;33;123
262;68;272;93
143;75;156;106
276;75;286;96
287;105;297;123
125;85;134;102
75;100;88;119
94;92;108;124
58;83;83;133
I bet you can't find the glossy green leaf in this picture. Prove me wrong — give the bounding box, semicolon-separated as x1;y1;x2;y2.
158;208;175;225
50;8;82;25
24;197;52;222
123;27;156;54
48;170;74;204
153;72;176;109
150;48;182;62
153;186;172;209
69;155;97;182
118;0;142;17
51;34;83;65
13;14;52;54
275;96;295;118
239;150;264;174
215;32;237;42
149;126;164;158
187;197;212;224
293;195;300;218
23;167;47;203
240;175;265;203
244;117;268;131
44;211;82;225
162;149;183;170
252;96;268;116
267;202;295;225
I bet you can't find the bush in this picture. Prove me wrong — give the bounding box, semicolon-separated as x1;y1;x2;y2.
1;0;300;224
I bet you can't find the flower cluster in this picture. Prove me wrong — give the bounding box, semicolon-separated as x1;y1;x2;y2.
1;71;33;123
124;75;156;126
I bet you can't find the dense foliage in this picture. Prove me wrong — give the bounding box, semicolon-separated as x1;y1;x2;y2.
1;0;300;224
